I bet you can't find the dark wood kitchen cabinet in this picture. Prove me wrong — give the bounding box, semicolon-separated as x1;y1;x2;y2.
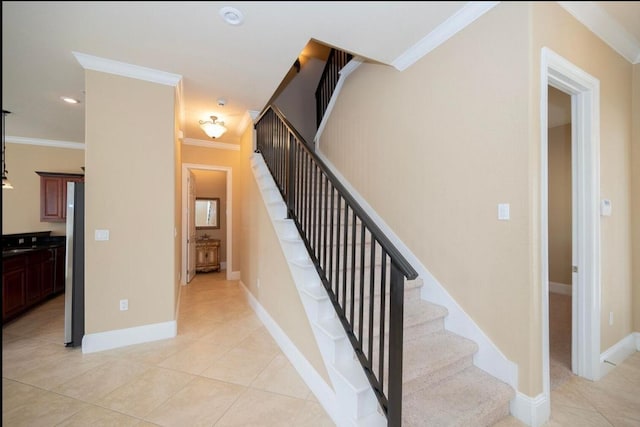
2;256;27;321
3;246;64;323
36;171;84;222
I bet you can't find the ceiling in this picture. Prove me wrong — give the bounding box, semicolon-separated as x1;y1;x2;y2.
3;2;640;145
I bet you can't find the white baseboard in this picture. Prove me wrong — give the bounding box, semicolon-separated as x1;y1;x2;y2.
238;280;340;426
228;270;240;280
510;392;549;427
82;320;177;354
549;281;572;295
600;333;639;378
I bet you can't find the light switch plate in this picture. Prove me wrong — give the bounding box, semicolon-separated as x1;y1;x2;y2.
498;203;510;220
95;229;110;241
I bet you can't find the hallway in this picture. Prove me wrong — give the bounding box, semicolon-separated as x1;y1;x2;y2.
2;272;334;426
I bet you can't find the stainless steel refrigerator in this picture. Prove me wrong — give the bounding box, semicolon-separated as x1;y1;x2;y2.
64;181;85;347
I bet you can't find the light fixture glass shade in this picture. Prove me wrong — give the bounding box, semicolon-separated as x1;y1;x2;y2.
199;116;227;139
2;177;13;189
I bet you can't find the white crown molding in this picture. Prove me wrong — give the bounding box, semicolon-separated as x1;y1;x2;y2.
182;138;240;151
558;2;640;64
73;51;183;86
238;110;261;136
391;1;500;71
6;135;85;150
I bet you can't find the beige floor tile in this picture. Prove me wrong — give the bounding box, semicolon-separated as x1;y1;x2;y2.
491;415;528;426
52;359;150;403
290;400;336;426
157;339;233;375
102;336;193;365
145;376;245;427
13;347;112;390
55;404;144;426
96;366;195;418
200;346;276;386
2;381;89;427
546;404;613;427
215;388;308;427
250;354;311;399
3;340;70;379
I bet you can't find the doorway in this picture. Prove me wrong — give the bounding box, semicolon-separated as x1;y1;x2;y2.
547;86;573;389
181;163;233;284
541;47;601;413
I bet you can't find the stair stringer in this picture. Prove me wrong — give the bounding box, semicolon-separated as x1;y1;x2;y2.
251;153;387;427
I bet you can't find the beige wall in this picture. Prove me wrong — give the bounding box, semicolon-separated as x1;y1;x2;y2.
633;63;640;332
319;1;636;397
532;2;634;353
237;126;330;384
84;71;177;334
548;123;572;285
274;57;326;144
320;3;537;394
2;143;84;236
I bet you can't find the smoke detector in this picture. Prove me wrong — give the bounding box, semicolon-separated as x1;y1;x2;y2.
220;7;244;26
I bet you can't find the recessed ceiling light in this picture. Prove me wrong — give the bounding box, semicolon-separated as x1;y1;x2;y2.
60;96;80;104
219;6;244;25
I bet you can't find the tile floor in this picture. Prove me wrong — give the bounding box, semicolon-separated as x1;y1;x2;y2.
3;273;639;426
2;271;335;426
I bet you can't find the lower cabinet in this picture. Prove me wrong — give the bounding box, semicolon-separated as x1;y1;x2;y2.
3;257;27;321
195;239;220;273
2;246;64;323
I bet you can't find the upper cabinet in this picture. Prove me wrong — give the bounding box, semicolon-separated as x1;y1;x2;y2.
36;172;84;222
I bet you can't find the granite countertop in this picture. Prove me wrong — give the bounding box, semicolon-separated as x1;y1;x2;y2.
2;232;65;258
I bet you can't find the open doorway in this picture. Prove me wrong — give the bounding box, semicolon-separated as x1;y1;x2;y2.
547;86;573;389
181;163;233;284
541;47;601;417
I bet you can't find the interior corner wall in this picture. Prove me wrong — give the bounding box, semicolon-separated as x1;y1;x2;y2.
532;2;634;353
548;124;572;286
632;63;640;333
84;70;176;334
174;87;183;312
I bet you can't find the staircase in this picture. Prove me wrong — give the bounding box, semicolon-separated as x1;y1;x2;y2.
251;152;514;426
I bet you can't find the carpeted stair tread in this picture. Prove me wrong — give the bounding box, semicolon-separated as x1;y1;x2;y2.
402;365;515;427
403;330;478;394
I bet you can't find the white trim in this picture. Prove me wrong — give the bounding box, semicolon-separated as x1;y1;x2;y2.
549;281;572;295
238;110;260;137
313;148;518;389
599;333;639;378
391;1;500;71
239;280;340;427
558;2;640;65
73;51;182;86
182;138;240;151
229;271;241;280
181;163;233;283
636;332;640;351
81;320;176;354
314;58;364;147
540;47;601;420
510;392;549;427
6;136;85;150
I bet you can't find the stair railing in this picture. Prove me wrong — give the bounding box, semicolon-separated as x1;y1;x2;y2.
255;105;417;426
315;49;353;128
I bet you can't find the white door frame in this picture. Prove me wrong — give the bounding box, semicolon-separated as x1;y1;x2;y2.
181;163;233;283
540;47;601;404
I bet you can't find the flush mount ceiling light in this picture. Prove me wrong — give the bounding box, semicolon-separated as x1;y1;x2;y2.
60;96;80;104
199;116;227;139
219;6;244;25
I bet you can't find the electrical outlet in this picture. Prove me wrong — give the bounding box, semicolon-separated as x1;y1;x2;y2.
120;299;128;311
609;311;613;326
